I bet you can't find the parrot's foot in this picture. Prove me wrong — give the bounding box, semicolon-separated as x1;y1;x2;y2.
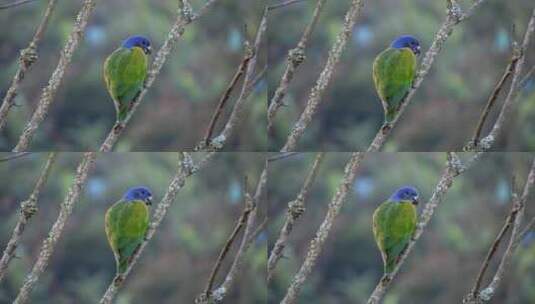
113;122;125;132
113;274;124;285
381;123;392;132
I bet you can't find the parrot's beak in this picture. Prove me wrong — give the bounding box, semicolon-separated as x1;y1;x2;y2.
145;46;152;55
146;196;153;206
414;45;421;56
412;197;419;205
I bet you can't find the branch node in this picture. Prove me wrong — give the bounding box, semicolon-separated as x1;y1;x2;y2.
20;199;38;218
288;198;305;218
288;47;306;65
19;45;38;68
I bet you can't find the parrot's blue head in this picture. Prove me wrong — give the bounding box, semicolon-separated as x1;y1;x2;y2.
122;35;152;55
390;186;419;205
123;186;153;205
391;35;421;56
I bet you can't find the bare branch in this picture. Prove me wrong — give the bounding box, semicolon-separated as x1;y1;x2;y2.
267;0;327;134
98;152;214;304
366;152;475;304
464;158;535;303
14;152;96;304
197;8;267;152
208;164;267;303
13;0;97;151
267;152;324;282
0;0;39;10
196;182;255;303
0;0;58;131
99;0;219;152
0;152;57;283
475;9;535;151
0;152;32;163
467;53;519;148
281;0;364;152
201;43;255;147
281;152;363;304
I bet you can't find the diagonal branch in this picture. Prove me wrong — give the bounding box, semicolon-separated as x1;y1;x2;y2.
201;43;255;147
196;7;267;152
0;0;58;131
13;152;97;304
267;152;324;282
473;8;535;151
13;0;97;151
0;152;57;283
98;152;215;304
0;152;32;163
99;0;219;152
196;179;255;303
267;0;327;134
464;157;535;303
0;0;39;10
467;53;519;149
280;152;363;304
207;162;267;303
281;0;364;152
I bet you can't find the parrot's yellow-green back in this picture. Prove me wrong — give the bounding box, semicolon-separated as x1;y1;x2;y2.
103;47;148;122
105;199;149;274
372;48;417;122
372;200;417;274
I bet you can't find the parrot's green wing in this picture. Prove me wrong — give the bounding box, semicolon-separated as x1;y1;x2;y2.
372;200;417;273
372;48;416;122
105;199;149;274
103;47;148;122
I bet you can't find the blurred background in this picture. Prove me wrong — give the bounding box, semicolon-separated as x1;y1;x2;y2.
268;0;535;151
268;152;535;303
0;152;266;303
0;0;266;151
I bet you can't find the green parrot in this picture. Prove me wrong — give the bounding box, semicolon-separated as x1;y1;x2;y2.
103;35;151;122
373;35;421;123
372;186;419;274
105;186;152;274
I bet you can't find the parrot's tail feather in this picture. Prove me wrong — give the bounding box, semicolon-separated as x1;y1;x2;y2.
385;108;396;123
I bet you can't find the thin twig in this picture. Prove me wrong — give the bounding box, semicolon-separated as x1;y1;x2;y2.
366;152;475;304
267;152;324;283
0;0;38;10
267;0;327;134
467;184;522;299
14;152;96;304
208;163;267;303
366;0;487;152
13;0;97;151
476;9;535;151
0;152;32;163
201;41;255;147
281;152;363;304
0;0;58;131
0;152;57;283
197;7;267;152
464;158;535;303
99;0;219;152
267;152;302;162
467;54;519;148
197;181;255;302
281;0;364;152
98;152;214;304
267;0;310;11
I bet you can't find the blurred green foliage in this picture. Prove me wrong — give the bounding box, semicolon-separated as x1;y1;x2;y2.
268;0;535;151
0;0;266;151
0;152;266;303
268;152;535;303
